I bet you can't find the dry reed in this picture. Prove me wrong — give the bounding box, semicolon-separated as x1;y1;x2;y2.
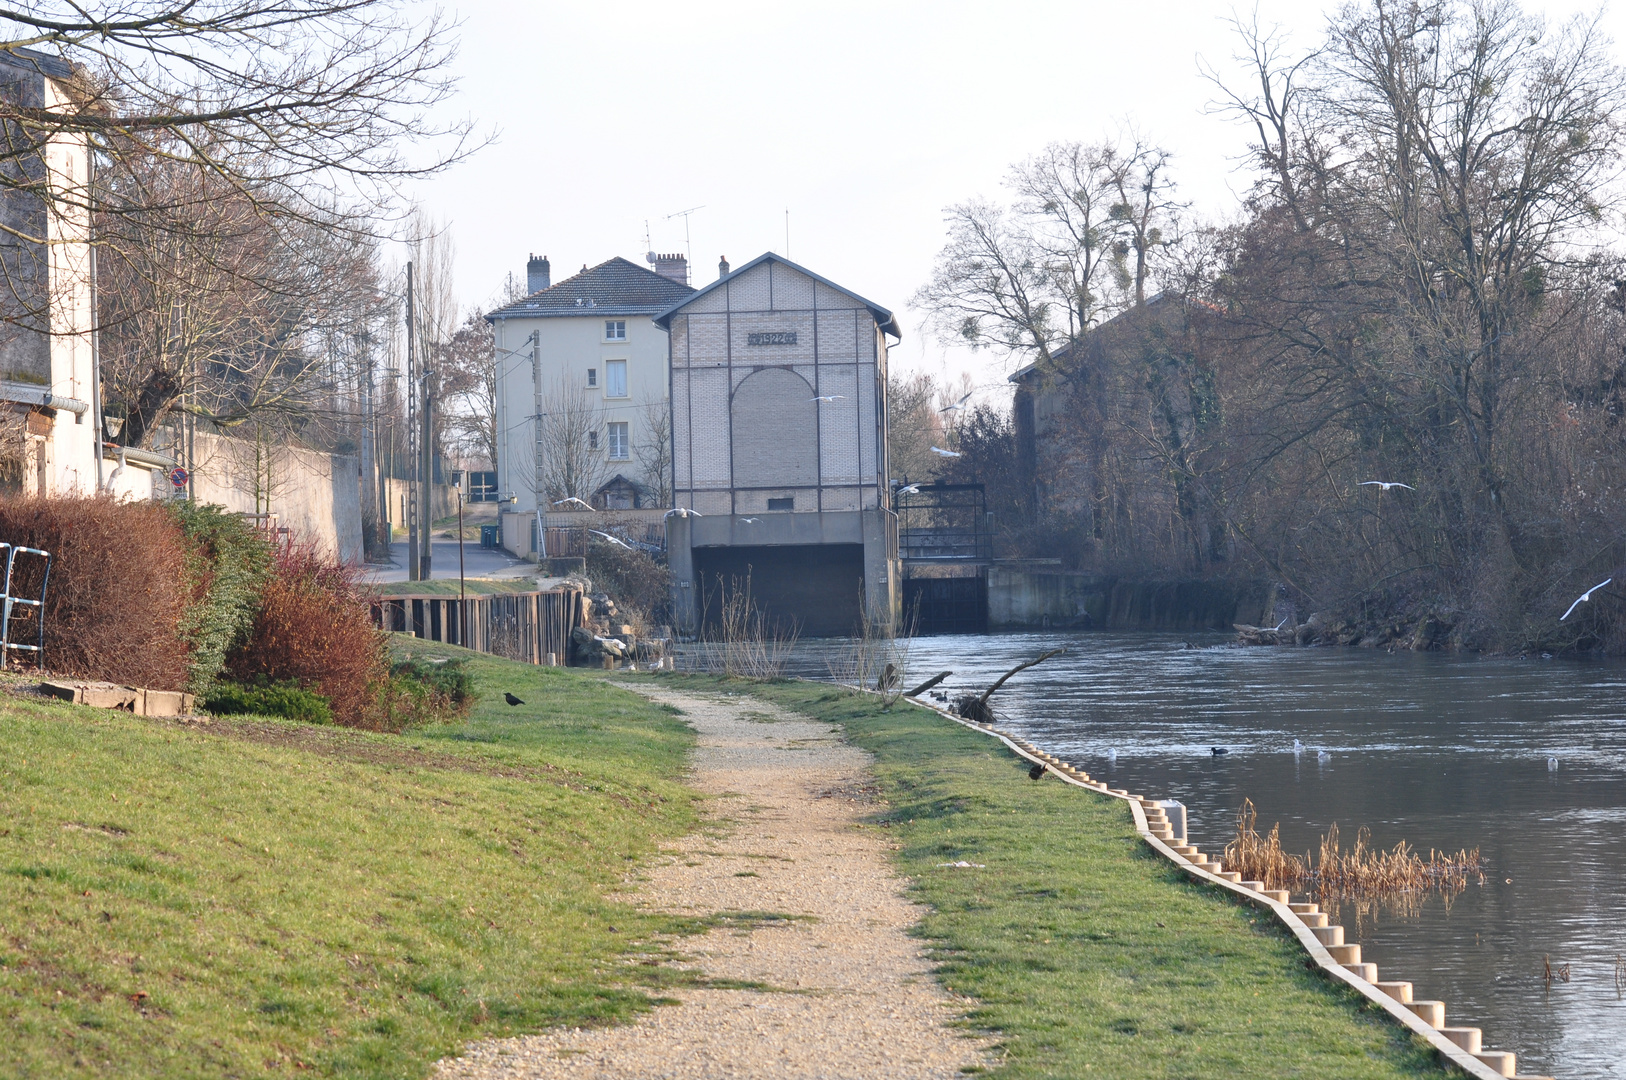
691;572;799;679
1223;799;1484;899
825;599;917;704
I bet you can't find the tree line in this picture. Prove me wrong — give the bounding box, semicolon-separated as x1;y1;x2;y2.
909;0;1626;653
0;0;491;554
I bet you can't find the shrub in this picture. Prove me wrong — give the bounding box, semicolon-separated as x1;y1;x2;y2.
203;679;334;725
378;658;475;730
225;543;388;728
0;495;191;689
170;503;275;693
585;541;670;626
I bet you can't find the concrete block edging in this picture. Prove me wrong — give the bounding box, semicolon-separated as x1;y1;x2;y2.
898;692;1535;1080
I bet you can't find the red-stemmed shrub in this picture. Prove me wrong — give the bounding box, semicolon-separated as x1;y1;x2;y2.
224;543;388;727
0;495;192;689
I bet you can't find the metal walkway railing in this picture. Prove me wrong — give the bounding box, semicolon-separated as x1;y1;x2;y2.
0;543;49;670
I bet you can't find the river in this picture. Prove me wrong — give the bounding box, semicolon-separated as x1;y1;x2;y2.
773;631;1626;1080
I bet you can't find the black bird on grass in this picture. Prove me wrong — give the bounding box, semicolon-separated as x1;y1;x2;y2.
1028;763;1046;780
504;692;525;706
1210;746;1229;756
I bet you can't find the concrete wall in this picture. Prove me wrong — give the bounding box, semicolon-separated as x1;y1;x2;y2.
189;430;364;563
988;562;1267;631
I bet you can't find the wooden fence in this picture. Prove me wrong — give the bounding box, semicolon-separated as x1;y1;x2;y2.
372;589;582;665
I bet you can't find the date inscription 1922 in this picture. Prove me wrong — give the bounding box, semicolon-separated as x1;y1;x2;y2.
746;331;797;346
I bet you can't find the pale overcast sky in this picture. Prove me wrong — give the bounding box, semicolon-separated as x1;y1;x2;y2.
408;0;1626;392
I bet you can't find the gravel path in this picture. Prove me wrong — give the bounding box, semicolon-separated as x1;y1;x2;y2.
432;686;990;1080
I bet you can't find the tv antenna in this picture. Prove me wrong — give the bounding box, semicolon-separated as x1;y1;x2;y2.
664;205;704;279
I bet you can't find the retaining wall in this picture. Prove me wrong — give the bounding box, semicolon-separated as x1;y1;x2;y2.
987;563;1268;631
902;693;1553;1080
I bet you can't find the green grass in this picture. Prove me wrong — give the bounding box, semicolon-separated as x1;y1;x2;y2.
0;639;701;1079
652;675;1455;1080
371;578;539;597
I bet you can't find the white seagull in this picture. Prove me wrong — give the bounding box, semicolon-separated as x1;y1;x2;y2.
552;497;594;510
939;391;973;413
1293;739;1304;754
930;446;962;457
810;394;844;403
663;507;702;519
1561;578;1613;621
738;516;760;524
1547;756;1559;771
1317;749;1332;762
896;484;922;496
1106;749;1117;764
1359;481;1415;492
588;530;632;549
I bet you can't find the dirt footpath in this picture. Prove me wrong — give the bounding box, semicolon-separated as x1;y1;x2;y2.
432;686;989;1080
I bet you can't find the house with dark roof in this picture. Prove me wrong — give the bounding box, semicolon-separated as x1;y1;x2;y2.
485;253;695;555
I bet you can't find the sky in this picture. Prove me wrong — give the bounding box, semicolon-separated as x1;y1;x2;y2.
407;0;1626;398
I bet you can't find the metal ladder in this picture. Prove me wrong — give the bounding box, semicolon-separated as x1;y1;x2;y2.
0;543;50;670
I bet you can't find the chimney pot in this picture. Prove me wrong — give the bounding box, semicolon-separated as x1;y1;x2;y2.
650;252;688;285
718;255;730;279
526;253;550;294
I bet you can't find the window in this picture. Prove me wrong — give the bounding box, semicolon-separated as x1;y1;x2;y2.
586;367;597;387
605;359;627;398
588;430;599;450
604;319;626;341
767;497;794;511
607;421;629;460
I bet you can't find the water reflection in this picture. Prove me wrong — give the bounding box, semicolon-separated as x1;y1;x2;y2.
772;632;1626;1079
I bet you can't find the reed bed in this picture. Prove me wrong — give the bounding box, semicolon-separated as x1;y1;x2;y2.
689;574;799;679
1223;799;1484;898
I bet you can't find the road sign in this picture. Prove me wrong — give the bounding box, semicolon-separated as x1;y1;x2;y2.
169;466;190;488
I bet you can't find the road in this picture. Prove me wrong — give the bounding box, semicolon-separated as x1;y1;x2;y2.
364;540;535;584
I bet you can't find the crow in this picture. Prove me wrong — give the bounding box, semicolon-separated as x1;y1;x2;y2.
1028;763;1046;780
504;692;525;706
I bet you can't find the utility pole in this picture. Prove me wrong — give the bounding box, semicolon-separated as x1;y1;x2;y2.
420;363;434;577
530;330;545;563
405;260;419;580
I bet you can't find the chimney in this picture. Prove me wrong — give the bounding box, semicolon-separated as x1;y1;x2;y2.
718;255;730;279
646;251;688;285
526;253;550;294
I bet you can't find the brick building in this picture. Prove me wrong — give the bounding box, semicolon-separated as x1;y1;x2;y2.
656;253;900;636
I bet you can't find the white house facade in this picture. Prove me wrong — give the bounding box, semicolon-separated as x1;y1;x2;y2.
486;254;695;556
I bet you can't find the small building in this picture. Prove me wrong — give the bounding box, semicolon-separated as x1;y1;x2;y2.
485;254;694;556
0;49;124;499
657;253;900;636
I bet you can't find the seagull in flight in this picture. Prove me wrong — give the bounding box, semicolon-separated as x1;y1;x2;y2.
1359;481;1415;492
1561;578;1613;621
930;446;961;457
810;394;844;403
663;507;702;519
738;516;760;524
939;391;973;413
552;497;594;510
896;484;922;495
589;530;632;549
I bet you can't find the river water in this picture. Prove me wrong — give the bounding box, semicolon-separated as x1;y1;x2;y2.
774;631;1626;1080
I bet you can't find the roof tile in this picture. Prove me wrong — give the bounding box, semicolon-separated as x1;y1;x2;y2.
487;256;694;320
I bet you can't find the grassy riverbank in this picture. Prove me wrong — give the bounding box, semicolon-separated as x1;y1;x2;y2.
694;677;1455;1079
0;641;698;1079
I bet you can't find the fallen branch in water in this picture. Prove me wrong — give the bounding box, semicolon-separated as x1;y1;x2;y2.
954;649;1065;723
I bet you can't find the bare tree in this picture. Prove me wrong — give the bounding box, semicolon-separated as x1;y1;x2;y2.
913;137;1181;373
0;1;474;237
635;396;672;506
536;376;605;505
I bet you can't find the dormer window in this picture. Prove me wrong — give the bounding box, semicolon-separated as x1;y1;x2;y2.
604;319;626;341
